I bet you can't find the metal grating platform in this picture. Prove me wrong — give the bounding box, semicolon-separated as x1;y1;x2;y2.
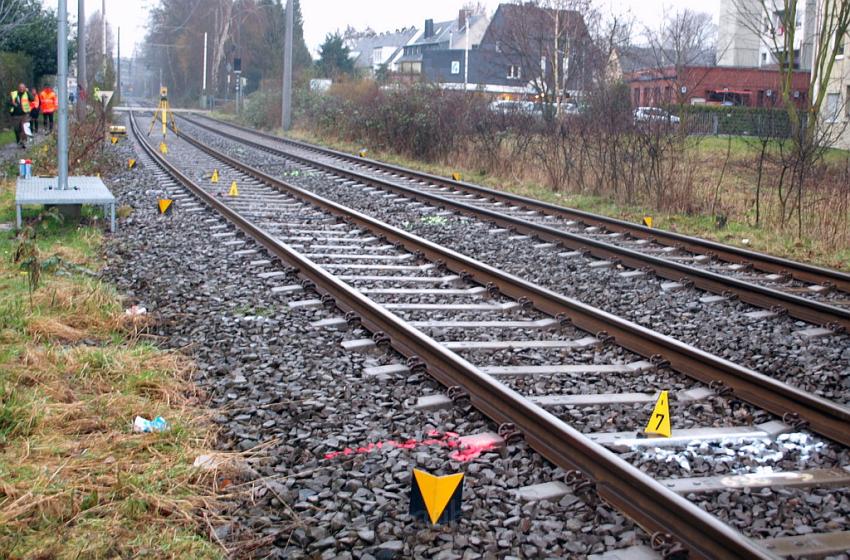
16;176;116;232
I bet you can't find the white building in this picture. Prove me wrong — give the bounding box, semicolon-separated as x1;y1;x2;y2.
717;0;817;71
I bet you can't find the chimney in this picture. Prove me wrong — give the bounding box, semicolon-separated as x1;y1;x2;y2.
458;9;467;30
424;19;434;38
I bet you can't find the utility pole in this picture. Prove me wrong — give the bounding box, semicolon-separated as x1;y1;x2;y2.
117;26;120;103
77;0;86;120
464;15;469;91
202;32;208;108
281;0;293;130
58;0;69;190
102;0;107;78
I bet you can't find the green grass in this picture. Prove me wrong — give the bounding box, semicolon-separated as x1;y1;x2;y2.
0;177;225;560
0;130;14;146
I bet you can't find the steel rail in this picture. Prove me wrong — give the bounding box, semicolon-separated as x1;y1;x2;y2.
192;113;850;295
129;110;779;560
180;115;850;333
169;116;850;450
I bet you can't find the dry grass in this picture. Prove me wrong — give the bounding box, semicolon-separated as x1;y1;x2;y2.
288;127;850;271
0;206;232;558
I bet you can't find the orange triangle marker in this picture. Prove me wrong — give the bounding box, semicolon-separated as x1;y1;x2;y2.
410;469;464;525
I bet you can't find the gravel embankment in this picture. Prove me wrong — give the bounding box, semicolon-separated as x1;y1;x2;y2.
176;120;850;409
96;117;656;558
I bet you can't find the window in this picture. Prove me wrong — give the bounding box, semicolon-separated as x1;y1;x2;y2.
633;88;640;106
507;64;521;79
846;86;850;117
837;33;846;57
761;52;768;64
826;92;841;122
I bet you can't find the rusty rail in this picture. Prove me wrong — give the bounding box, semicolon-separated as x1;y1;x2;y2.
131;111;789;558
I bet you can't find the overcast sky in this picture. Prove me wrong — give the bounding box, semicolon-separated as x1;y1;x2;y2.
45;0;720;59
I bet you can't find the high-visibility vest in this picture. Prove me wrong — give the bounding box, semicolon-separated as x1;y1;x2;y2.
9;91;32;113
30;93;40;110
40;90;57;113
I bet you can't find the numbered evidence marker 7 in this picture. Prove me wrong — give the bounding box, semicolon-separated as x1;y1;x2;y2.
644;390;671;438
409;469;464;525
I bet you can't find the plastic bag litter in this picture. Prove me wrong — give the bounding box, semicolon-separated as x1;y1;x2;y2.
23;122;32;137
133;416;169;433
124;305;147;316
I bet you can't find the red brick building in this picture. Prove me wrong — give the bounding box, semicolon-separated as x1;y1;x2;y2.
625;66;811;109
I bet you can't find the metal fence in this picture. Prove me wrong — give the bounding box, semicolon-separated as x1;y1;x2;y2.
679;109;805;139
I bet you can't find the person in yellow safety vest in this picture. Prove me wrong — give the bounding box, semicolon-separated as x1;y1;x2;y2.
39;86;57;133
29;86;40;134
7;83;35;149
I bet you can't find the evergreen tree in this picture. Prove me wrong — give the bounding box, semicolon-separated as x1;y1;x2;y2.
317;32;353;79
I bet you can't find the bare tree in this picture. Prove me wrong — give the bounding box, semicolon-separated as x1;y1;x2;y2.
731;0;850;233
0;0;28;35
643;9;718;107
488;0;595;114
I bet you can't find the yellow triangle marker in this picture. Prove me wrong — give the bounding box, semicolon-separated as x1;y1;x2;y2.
211;169;219;183
451;172;462;181
128;158;136;169
644;390;671;438
158;199;173;214
159;142;168;155
643;216;653;228
111;136;118;144
410;469;464;525
228;181;239;197
359;150;368;157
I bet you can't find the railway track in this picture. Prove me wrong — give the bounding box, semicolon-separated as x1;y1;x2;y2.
129;110;850;559
180;113;850;334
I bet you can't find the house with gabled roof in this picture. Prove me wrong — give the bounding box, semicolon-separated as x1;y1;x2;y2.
346;27;419;76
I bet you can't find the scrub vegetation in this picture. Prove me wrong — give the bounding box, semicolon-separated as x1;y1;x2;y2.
0;176;226;559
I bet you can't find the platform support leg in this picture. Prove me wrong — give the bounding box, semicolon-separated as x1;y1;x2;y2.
110;203;116;233
16;204;21;229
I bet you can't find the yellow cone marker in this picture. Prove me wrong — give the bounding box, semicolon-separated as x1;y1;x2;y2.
359;150;368;157
644;390;671;438
159;142;168;154
409;469;464;525
643;216;653;228
228;181;239;197
158;199;173;214
111;136;118;144
128;158;137;169
452;172;462;181
211;169;219;183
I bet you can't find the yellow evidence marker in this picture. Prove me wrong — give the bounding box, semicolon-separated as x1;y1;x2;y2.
409;469;464;525
228;181;239;197
643;216;653;228
359;150;368;157
452;172;462;181
211;169;219;183
111;136;118;144
128;158;137;169
158;199;173;214
644;390;671;438
159;142;168;155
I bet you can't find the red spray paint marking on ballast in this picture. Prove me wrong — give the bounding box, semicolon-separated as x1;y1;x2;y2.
323;430;500;463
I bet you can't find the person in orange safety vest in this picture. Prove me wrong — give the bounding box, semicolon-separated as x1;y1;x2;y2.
29;86;40;133
39;86;57;133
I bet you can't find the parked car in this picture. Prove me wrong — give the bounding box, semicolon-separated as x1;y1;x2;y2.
633;107;680;125
489;100;536;115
